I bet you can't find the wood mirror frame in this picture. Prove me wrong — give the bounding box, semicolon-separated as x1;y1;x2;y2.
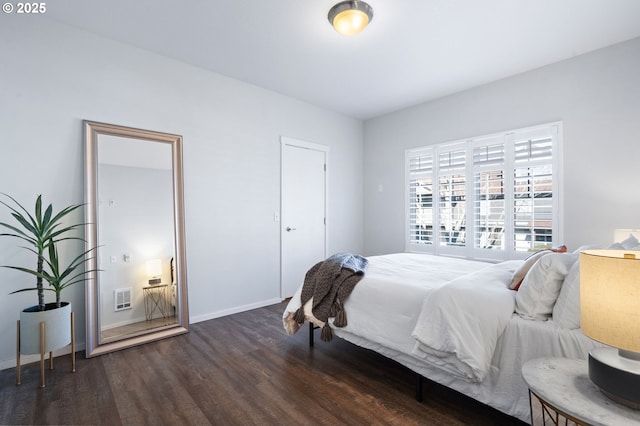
84;120;189;357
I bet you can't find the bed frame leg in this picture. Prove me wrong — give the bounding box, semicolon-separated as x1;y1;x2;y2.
309;322;315;347
415;373;423;402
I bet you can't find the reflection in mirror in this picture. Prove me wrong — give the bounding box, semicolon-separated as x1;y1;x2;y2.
98;136;176;342
84;121;189;357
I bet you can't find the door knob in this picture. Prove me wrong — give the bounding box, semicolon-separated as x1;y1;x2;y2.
286;226;297;232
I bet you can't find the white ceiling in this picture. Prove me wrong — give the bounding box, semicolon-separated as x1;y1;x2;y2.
44;0;640;120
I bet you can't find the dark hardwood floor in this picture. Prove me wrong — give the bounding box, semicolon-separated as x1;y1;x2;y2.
0;302;526;425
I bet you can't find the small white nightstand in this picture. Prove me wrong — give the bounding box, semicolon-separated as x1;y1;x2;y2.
142;284;168;321
522;357;640;426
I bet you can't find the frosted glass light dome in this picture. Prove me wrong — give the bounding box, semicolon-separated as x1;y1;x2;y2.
328;1;373;36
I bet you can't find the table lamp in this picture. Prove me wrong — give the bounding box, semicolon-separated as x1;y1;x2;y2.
146;259;162;285
580;250;640;409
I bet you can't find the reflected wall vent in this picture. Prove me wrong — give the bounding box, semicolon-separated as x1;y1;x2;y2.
115;288;132;311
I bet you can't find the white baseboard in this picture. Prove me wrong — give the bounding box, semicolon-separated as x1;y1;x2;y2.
190;298;283;324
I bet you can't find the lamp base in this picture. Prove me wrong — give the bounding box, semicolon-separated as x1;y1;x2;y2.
589;347;640;410
148;278;161;285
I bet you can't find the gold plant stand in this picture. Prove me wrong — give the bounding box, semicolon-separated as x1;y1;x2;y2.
16;311;76;388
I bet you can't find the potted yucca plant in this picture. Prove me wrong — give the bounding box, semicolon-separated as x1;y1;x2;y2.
0;193;97;361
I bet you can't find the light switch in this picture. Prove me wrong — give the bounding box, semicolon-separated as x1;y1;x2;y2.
110;255;117;263
274;212;280;222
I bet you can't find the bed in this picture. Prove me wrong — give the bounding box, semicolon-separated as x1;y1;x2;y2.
282;250;606;423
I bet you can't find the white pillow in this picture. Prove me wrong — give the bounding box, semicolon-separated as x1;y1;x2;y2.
515;253;577;320
552;260;581;329
509;250;552;290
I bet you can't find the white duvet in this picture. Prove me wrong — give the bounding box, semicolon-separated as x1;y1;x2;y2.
284;253;490;354
284;253;520;382
411;260;520;382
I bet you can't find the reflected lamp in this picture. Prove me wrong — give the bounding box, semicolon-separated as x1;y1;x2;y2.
146;259;162;285
580;250;640;409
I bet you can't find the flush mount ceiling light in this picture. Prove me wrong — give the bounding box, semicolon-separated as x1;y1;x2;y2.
328;1;374;36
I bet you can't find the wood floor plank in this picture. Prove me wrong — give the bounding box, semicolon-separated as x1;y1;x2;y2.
0;301;525;425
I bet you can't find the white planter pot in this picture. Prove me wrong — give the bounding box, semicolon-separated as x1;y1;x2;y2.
19;302;72;355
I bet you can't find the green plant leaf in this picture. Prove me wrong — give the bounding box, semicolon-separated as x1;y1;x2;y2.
35;195;42;227
42;202;52;231
9;288;55;295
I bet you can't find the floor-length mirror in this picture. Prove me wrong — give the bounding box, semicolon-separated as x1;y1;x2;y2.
84;121;189;357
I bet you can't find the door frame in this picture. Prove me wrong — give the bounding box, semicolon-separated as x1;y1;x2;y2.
280;136;329;299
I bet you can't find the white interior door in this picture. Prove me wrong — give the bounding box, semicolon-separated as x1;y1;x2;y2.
281;137;327;298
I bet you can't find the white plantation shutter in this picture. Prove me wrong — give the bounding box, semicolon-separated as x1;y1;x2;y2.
513;132;555;252
406;122;561;260
407;148;435;246
438;145;466;247
473;140;506;252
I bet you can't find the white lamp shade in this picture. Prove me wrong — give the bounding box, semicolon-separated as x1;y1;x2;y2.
146;259;162;278
580;250;640;353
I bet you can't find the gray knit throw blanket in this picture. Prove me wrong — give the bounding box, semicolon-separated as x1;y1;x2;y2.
293;253;368;342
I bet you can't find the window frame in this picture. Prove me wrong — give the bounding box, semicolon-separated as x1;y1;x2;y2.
405;122;563;261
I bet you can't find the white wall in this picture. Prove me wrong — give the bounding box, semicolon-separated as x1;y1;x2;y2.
0;16;363;366
363;37;640;256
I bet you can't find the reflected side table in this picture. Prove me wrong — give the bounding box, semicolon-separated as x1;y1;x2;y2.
142;284;168;321
522;357;640;426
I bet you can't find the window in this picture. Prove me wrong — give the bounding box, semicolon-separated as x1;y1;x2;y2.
406;122;561;261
